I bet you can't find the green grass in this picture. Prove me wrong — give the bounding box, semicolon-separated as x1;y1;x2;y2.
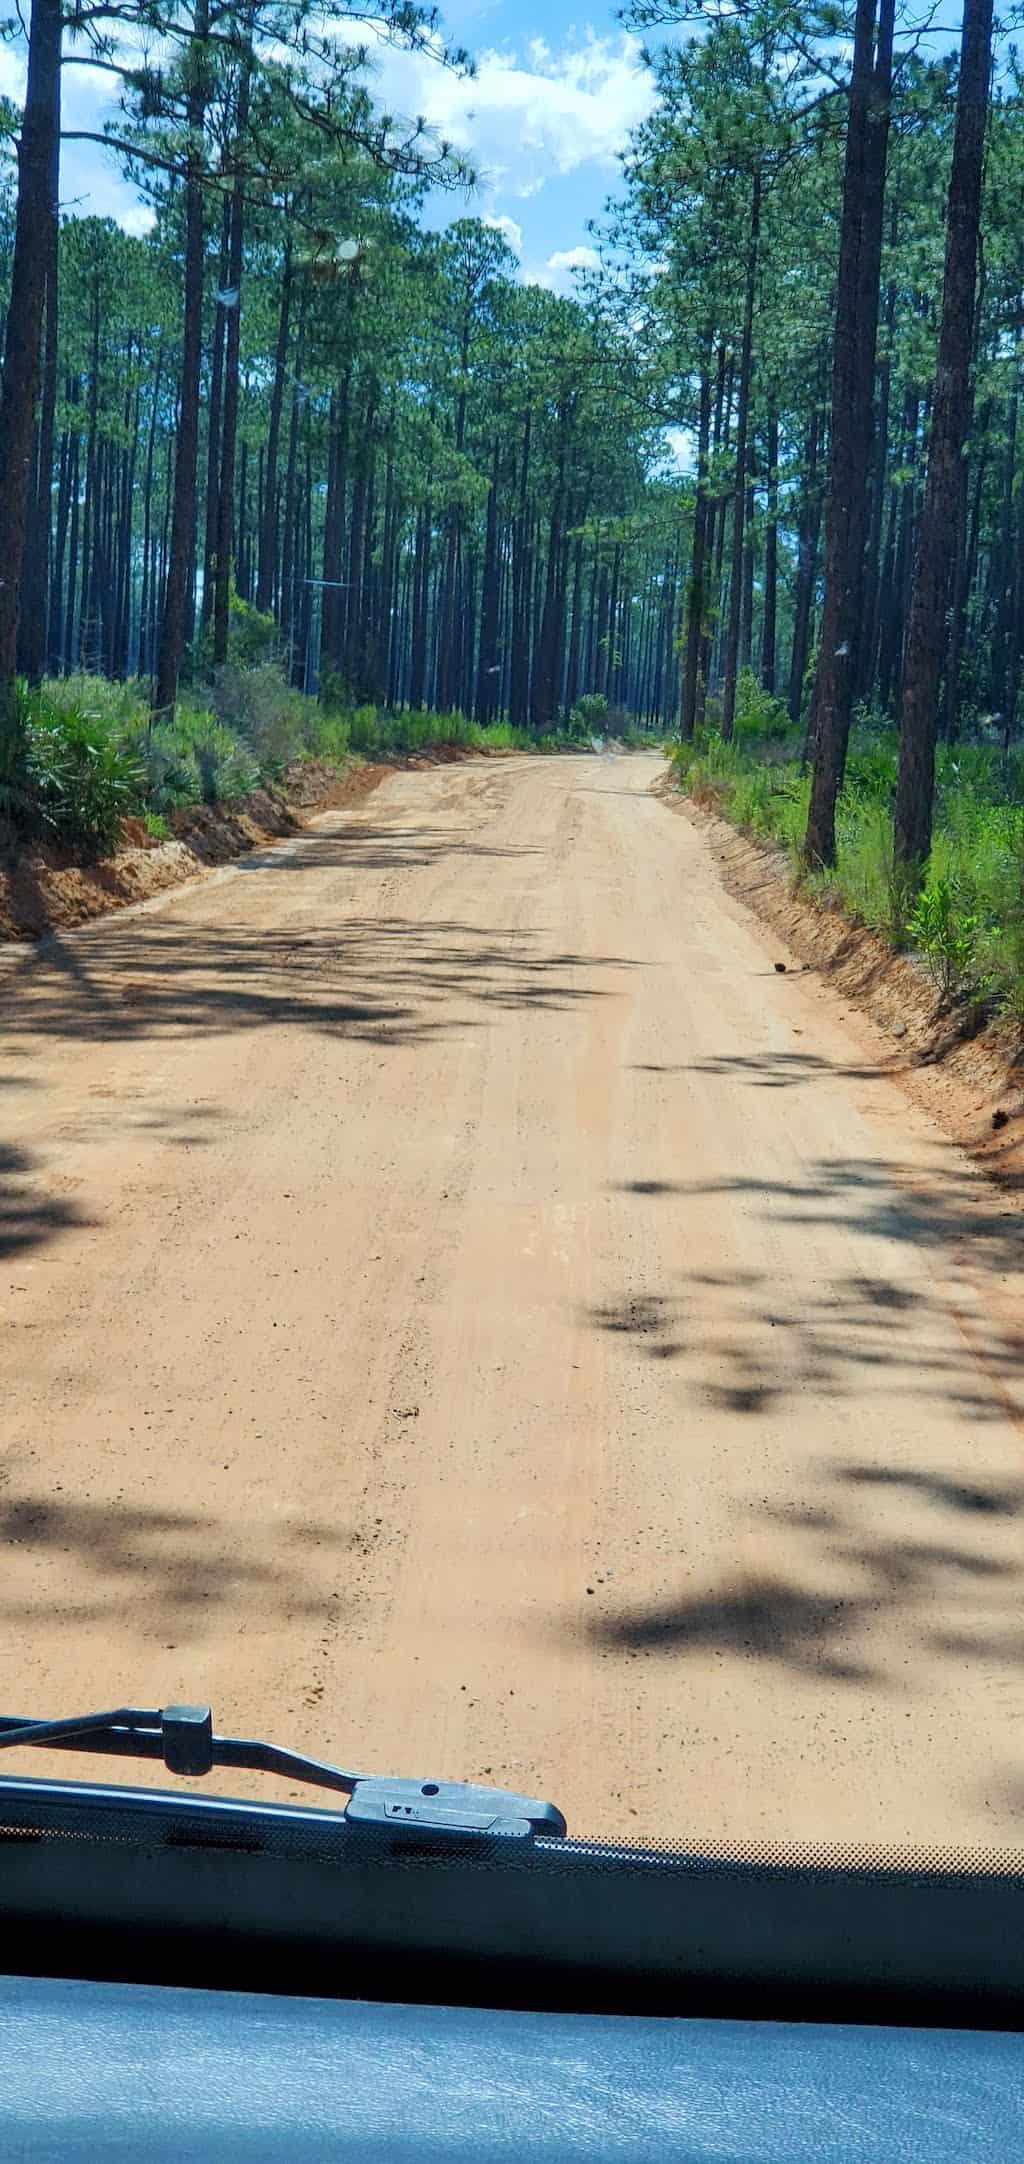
347;706;544;757
671;701;1024;1029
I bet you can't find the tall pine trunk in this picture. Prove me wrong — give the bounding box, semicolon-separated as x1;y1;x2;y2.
49;390;74;671
155;0;210;719
721;171;761;741
213;31;253;666
256;232;292;613
681;339;714;738
202;198;231;632
0;0;62;700
531;410;569;731
408;500;431;711
788;400;822;727
761;408;778;695
138;350;163;682
857;243;898;701
19;190;59;685
563;531;585;718
474;438;502;722
509;414;531;728
895;0;993;872
804;0;895;865
63;429;80;672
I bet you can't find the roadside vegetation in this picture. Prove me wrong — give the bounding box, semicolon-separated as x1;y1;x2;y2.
0;656;634;863
672;674;1024;1028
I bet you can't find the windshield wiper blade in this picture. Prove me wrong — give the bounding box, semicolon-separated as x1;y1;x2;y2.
0;1706;567;1841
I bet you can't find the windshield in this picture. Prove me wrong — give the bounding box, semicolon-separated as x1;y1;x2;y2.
1;0;1021;1864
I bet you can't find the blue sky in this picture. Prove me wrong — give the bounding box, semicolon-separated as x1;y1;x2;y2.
0;2;656;290
385;0;656;283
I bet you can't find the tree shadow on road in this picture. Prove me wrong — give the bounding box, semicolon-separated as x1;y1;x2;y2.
0;1106;232;1269
670;1050;886;1089
239;818;543;876
0;1459;365;1640
582;1463;1024;1690
610;1150;1024;1281
589;1148;1024;1410
575;1151;1024;1689
2;915;639;1051
0;1143;93;1264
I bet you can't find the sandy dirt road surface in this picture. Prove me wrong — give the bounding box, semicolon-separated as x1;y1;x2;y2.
2;753;1024;1846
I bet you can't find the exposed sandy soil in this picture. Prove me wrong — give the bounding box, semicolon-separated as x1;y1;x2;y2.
0;761;390;942
2;753;1024;1848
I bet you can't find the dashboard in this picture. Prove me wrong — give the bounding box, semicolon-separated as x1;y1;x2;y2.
3;1973;1022;2162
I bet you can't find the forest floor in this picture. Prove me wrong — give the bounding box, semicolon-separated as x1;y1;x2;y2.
2;751;1024;1847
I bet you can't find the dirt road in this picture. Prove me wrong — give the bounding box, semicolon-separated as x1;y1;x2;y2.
3;753;1024;1846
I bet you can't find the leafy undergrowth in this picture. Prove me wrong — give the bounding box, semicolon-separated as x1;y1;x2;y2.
0;665;616;865
672;671;1024;1030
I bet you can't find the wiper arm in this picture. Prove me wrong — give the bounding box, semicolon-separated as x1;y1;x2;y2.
0;1706;359;1793
0;1706;567;1841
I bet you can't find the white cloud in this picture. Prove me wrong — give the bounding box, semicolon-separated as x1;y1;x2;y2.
546;244;601;275
662;426;696;476
483;211;523;255
523;242;601;295
0;37;158;237
367;29;654;201
59;121;157;236
0;45;26;101
118;203;158;238
5;21;651;251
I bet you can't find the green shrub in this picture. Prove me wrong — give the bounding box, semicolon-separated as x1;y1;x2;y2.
973;836;1024;1026
194;591;280;672
426;709;479;749
997;940;1024;1029
346;705;485;759
227;593;280;665
568;692;609;740
211;663;312;773
908;875;980;1004
347;704;382;756
476;719;526;750
843;740;897;806
318;669;353;714
178;706;260;805
834;800;910;940
22;689;143;857
130;720;203;812
302;707;351;764
40;672;149;732
728;765;774;831
734;668;791;743
128;700;259;809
